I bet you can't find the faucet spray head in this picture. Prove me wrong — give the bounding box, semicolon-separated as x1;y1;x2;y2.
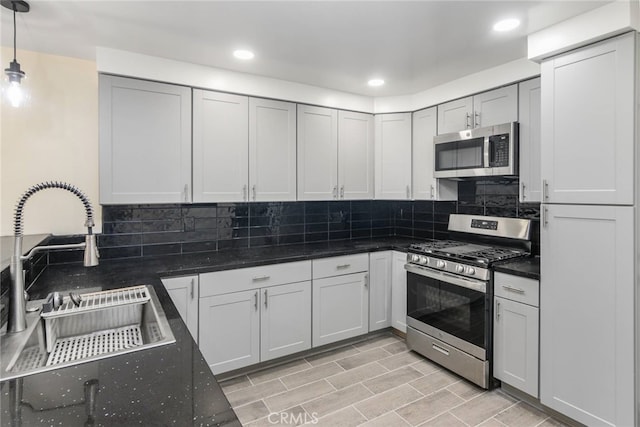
83;234;99;267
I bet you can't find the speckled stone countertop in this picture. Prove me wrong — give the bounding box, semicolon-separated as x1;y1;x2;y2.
493;256;540;280
1;237;417;426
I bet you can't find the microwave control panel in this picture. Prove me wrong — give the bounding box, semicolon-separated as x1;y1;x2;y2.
489;134;510;167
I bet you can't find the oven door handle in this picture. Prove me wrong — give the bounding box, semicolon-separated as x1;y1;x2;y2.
404;264;487;293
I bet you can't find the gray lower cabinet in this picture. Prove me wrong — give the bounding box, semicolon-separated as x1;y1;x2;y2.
99;74;192;204
312;254;370;347
161;275;199;344
368;251;392;332
390;251;407;333
493;272;539;397
198;261;312;374
199;289;260;374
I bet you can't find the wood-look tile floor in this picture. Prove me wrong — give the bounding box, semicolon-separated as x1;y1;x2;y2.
220;333;568;427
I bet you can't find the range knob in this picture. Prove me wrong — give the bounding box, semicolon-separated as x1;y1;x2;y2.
411;254;420;263
436;260;446;268
419;256;428;264
465;266;476;275
456;264;464;273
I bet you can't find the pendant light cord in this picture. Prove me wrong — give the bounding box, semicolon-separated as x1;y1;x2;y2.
12;5;17;61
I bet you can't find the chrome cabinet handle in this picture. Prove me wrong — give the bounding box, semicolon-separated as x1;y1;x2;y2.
252;185;257;201
406;185;411;199
243;185;247;201
474;111;480;127
254;291;258;311
543;179;549;200
333;185;338;199
542;207;549;228
521;182;526;200
465;113;471;129
183;184;189;202
190;278;194;299
252;275;270;282
264;289;268;308
364;274;369;288
496;300;501;320
502;285;525;294
336;264;351;270
340;185;345;199
430;184;435;200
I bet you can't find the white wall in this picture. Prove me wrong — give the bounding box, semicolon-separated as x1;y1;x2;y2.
1;49;101;236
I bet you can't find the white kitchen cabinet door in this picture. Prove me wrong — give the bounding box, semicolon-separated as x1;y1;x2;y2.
338;111;374;200
374;113;412;200
249;98;297;201
412;107;457;201
99;75;192;204
540;204;634;426
192;90;249;202
437;96;473;134
472;84;517;128
162;276;199;344
312;272;369;347
541;33;635;205
297;105;338;201
199;289;260;374
368;251;392;331
391;251;407;333
260;281;312;361
518;78;542;203
493;296;539;398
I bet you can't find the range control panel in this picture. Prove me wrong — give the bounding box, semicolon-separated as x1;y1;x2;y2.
471;219;498;230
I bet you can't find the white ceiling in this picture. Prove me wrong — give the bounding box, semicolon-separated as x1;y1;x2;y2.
1;1;610;97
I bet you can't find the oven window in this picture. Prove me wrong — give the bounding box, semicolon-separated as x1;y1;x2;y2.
407;271;486;349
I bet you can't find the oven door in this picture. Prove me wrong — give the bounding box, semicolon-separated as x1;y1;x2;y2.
405;263;489;360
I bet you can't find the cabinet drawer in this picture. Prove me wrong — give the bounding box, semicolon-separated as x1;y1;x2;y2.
200;260;311;297
494;272;539;307
312;253;369;279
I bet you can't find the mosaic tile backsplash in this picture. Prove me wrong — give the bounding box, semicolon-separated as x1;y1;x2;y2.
42;178;539;264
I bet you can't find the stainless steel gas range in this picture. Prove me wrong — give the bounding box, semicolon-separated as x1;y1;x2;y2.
405;214;532;389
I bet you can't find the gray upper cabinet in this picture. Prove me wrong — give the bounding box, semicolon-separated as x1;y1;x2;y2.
338;111;374;200
99;75;192;204
437;85;517;134
541;33;635;205
297;107;373;201
297;105;339;201
518;78;542;203
192;90;249;202
249;98;297;201
374;113;412;200
412;107;457;201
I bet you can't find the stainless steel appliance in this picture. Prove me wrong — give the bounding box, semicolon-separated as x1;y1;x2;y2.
405;214;532;388
433;122;518;178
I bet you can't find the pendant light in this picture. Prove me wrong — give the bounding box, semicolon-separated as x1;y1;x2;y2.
2;0;29;107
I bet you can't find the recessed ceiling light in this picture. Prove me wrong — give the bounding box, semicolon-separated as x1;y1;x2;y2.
493;18;520;32
368;79;385;87
233;50;255;60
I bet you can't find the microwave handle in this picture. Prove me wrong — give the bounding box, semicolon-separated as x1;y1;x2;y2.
483;136;490;168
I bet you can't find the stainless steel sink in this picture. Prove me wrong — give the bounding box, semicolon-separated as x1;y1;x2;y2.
1;285;175;381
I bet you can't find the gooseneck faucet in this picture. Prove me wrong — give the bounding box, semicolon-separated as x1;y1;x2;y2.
8;181;99;333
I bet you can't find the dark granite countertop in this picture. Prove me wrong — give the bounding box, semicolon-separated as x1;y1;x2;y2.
493;256;540;280
1;237;416;426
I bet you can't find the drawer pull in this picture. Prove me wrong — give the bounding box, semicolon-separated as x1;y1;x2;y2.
502;285;525;294
432;343;450;356
336;264;351;269
252;275;271;282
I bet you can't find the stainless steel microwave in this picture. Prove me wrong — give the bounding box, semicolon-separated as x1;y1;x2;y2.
433;122;518;178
